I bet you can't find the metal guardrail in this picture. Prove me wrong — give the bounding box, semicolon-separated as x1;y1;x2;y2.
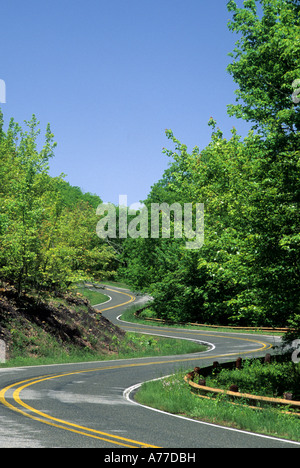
184;375;300;410
184;363;300;416
134;307;291;333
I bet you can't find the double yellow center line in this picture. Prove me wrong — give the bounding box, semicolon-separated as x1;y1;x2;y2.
0;366;160;448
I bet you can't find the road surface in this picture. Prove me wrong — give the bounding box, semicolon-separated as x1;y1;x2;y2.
0;285;299;449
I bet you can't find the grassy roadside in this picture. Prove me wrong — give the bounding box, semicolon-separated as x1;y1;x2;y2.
135;370;300;443
0;333;207;368
119;295;300;443
76;286;109;306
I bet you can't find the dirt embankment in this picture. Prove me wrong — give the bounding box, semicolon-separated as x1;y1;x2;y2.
0;284;126;360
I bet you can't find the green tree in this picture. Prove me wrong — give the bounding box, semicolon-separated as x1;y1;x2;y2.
0;111;116;294
121;0;299;331
226;0;300;327
227;0;300;134
0;114;57;293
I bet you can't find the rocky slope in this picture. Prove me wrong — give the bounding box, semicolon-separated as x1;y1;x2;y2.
0;283;126;361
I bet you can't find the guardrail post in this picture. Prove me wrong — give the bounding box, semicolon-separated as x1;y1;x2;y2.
229;384;239;392
264;353;271;364
236;357;242;369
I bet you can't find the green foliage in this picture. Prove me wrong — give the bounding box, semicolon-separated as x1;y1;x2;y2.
0;111;116;294
120;0;300;336
227;0;300;134
52;178;102;210
206;359;300;399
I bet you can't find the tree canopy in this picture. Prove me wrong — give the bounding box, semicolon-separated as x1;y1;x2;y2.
119;0;300;336
0;113;117;294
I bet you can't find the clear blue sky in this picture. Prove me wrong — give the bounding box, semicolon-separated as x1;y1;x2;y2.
1;0;250;206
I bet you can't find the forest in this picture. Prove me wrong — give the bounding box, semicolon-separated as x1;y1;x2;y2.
0;0;299;339
0;113;118;293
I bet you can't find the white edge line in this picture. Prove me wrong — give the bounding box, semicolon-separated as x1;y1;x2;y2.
116;314;216;353
93;294;112;307
123;377;300;447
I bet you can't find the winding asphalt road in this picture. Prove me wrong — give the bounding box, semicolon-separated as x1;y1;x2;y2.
0;285;299;449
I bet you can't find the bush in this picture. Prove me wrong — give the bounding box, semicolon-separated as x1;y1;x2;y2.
206;359;300;399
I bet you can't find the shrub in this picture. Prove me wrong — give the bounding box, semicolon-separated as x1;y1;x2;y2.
207;359;300;399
